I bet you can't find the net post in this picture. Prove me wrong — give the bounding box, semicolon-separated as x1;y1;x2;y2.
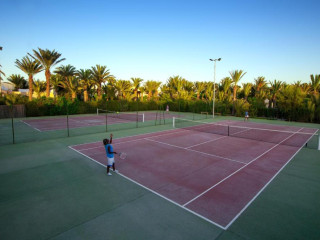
136;111;138;128
173;117;175;128
97;108;98;115
142;113;145;123
228;125;230;136
318;133;320;151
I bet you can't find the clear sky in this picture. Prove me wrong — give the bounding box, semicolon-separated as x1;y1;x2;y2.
1;0;319;85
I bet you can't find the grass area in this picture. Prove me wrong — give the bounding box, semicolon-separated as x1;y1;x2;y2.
0;115;319;239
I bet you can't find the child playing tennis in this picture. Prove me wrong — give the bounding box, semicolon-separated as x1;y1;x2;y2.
244;111;249;122
103;133;118;176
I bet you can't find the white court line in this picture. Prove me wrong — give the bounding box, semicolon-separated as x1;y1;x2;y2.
71;128;190;150
185;136;227;149
182;127;304;207
20;120;41;132
68;118;102;126
225;128;318;229
69;125;316;229
145;138;246;164
73;124;247;164
69;124;185;148
185;125;252;149
68;145;226;230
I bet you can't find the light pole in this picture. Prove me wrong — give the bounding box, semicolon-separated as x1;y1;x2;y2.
209;58;221;118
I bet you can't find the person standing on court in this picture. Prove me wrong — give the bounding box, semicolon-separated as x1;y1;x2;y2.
103;133;118;176
244;111;249;122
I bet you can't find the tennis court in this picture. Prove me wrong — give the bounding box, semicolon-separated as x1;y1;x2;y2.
70;119;319;229
21;112;144;132
21;111;180;132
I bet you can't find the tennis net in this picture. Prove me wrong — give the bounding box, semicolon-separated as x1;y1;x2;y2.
97;109;144;122
173;117;320;149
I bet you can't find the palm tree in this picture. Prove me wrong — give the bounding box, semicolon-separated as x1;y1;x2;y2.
76;69;92;102
144;80;161;100
131;77;143;100
138;86;145;101
254;76;267;99
29;48;65;97
181;79;194;100
0;65;5;95
194;82;206;99
50;74;64;98
230;70;246;115
0;64;5;82
59;76;81;100
33;80;46;98
7;74;28;90
15;56;43;100
91;65;113;100
166;75;185;99
204;82;214;101
230;70;246;102
310;74;320;95
269;80;282;108
219;77;233;102
54;65;77;100
242;83;252;101
300;82;310;95
113;80;132;99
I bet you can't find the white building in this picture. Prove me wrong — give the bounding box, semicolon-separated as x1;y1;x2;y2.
1;82;15;93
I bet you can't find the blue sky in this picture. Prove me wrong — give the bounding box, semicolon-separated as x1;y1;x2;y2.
1;0;319;85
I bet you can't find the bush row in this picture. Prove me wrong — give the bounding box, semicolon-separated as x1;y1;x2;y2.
2;95;318;123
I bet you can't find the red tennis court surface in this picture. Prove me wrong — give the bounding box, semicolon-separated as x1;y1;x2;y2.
69;120;318;229
21;112;175;132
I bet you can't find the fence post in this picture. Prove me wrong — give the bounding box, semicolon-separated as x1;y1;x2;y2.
11;105;15;144
66;104;70;137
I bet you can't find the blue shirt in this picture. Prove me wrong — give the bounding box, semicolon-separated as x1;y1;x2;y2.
105;144;114;158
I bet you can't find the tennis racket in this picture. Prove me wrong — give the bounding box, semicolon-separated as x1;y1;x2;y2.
119;152;127;160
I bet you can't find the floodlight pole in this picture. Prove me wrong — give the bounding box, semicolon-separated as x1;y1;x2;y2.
209;58;221;118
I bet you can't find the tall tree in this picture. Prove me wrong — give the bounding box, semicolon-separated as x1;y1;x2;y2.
15;56;43;100
166;75;185;99
230;70;246;115
0;64;6;95
242;83;252;101
0;64;5;81
33;80;46;98
144;80;161;100
29;48;65;97
7;74;28;90
269;80;282;108
54;65;77;100
254;76;267;99
91;65;113;100
50;74;64;98
194;82;206;99
76;69;92;102
113;80;132;99
59;76;80;100
131;77;143;100
310;74;320;95
219;77;232;102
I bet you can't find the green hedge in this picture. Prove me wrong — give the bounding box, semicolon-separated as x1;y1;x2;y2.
10;96;320;123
